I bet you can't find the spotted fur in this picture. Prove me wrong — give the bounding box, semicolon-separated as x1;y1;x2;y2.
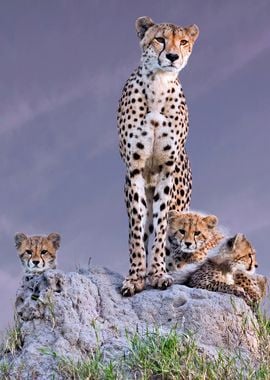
165;211;224;282
15;233;61;273
187;233;266;306
117;17;199;296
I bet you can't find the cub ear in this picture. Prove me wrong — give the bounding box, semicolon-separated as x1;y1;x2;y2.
167;211;186;227
135;16;155;40
14;233;28;249
227;233;244;249
168;210;182;221
47;233;61;250
187;24;199;41
203;215;218;229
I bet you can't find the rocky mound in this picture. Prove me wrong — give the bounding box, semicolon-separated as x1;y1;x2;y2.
1;267;259;379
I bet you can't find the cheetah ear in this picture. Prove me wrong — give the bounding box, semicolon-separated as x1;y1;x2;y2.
168;210;181;222
203;215;218;229
227;233;244;249
14;233;28;249
135;16;155;40
47;233;61;250
167;211;186;227
187;24;199;42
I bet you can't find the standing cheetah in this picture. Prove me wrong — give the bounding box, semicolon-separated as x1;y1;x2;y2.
117;17;199;296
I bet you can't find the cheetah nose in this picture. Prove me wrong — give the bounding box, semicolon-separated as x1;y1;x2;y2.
32;260;40;266
166;53;179;63
185;242;192;248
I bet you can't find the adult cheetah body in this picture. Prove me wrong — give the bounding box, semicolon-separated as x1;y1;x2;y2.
117;17;199;295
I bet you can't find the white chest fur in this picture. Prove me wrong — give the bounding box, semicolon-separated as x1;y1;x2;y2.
144;71;177;113
137;71;183;174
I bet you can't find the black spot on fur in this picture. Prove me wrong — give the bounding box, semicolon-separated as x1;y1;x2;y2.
164;186;170;194
136;142;144;149
154;193;160;202
130;169;140;177
133;153;140;160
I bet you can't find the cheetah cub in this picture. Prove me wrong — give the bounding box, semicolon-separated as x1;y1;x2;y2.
15;233;61;273
117;16;199;296
166;211;224;283
187;233;267;305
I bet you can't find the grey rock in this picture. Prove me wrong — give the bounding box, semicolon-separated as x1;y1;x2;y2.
1;267;259;379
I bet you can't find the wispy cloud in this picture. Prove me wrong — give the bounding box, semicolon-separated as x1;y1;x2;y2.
1;76;92;133
183;2;270;98
0;63;131;135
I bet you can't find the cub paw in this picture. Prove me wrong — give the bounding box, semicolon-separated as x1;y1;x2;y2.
149;273;173;290
121;276;146;297
234;287;252;305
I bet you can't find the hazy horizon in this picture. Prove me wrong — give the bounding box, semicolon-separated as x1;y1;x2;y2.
1;0;270;331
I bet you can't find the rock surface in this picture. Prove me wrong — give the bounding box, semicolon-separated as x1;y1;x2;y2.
1;267;259;379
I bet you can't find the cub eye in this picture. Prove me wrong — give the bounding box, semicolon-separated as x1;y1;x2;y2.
180;39;188;46
41;250;48;255
25;250;32;255
179;229;185;235
155;37;165;44
194;231;201;236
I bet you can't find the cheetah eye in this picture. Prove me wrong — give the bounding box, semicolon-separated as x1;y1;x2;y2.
194;231;201;236
180;39;188;46
155;37;165;44
41;250;48;255
25;250;32;255
179;229;185;235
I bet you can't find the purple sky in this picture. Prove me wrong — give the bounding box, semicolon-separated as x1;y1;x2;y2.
1;0;270;331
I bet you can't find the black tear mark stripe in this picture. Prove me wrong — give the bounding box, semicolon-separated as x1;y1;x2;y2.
158;34;166;66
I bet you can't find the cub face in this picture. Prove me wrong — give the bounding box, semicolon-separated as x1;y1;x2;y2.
136;16;199;73
168;211;218;253
225;233;258;273
14;233;61;273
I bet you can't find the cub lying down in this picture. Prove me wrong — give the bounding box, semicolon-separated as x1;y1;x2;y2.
166;212;267;306
187;233;267;305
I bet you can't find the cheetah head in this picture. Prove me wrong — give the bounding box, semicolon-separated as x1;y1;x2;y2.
15;232;61;273
224;233;258;274
167;211;218;253
136;16;199;73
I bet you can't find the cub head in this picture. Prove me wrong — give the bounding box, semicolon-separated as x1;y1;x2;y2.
136;16;199;73
14;233;61;273
225;233;258;273
168;211;218;253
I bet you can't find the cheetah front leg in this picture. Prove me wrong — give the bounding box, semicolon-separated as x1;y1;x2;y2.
121;172;148;296
148;171;174;289
200;280;252;304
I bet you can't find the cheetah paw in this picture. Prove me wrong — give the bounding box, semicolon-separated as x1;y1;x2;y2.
121;276;146;297
233;287;252;305
149;273;174;290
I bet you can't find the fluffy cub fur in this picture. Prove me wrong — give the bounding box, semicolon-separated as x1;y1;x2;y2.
187;233;267;305
15;233;61;273
165;211;224;283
